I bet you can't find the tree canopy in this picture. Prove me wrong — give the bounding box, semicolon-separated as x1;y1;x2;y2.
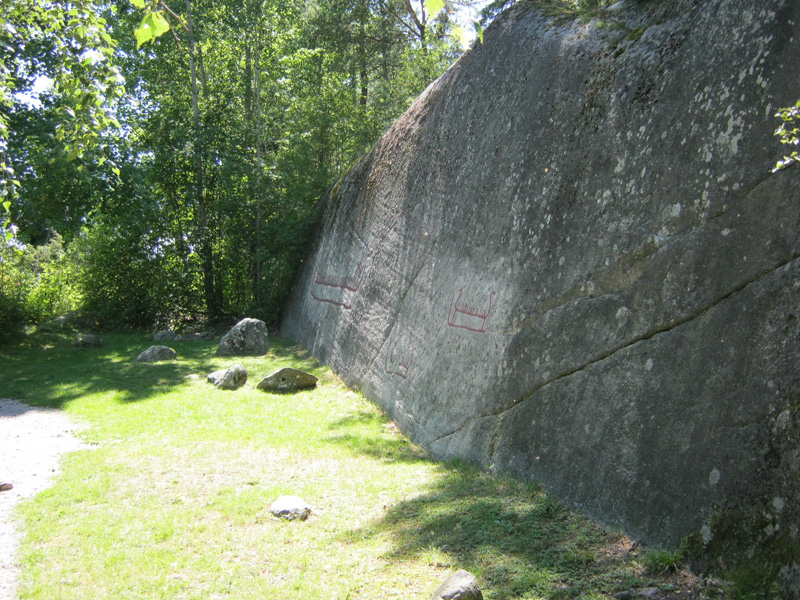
1;0;469;331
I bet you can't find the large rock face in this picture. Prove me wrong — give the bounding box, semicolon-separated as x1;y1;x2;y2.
283;0;800;589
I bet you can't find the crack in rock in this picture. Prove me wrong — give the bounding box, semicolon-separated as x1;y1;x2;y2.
429;252;800;447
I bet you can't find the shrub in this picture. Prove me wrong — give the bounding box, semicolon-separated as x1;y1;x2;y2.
0;287;26;343
20;233;84;323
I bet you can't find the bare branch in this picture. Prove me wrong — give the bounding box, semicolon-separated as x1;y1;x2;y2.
377;0;423;40
159;0;190;32
402;0;425;37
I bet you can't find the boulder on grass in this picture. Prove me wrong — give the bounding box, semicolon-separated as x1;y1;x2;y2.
270;495;311;521
40;311;81;332
256;367;318;392
174;331;213;341
216;318;269;356
207;364;248;390
75;334;103;349
152;329;176;342
136;345;177;363
431;570;483;600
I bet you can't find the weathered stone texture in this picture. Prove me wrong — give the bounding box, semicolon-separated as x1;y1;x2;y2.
270;495;312;521
74;334;103;349
256;367;319;392
152;330;176;342
136;345;177;363
282;0;800;591
216;318;269;356
431;570;483;600
207;364;248;390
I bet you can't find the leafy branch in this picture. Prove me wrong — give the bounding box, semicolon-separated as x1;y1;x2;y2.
774;101;800;172
424;0;484;44
131;0;187;48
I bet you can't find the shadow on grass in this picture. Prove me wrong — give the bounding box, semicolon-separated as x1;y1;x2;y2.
325;419;652;600
325;409;431;464
0;330;323;409
347;461;645;599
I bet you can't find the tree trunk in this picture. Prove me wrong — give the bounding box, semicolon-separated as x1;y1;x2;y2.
185;0;218;318
252;4;264;309
358;0;368;107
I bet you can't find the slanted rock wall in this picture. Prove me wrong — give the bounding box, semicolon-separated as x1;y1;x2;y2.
283;0;800;591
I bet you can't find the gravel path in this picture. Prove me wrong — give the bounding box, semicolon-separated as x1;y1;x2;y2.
0;400;87;600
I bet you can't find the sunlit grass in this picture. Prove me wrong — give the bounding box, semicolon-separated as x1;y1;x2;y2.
0;331;695;599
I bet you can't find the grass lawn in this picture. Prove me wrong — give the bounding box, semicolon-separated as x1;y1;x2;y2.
0;330;710;600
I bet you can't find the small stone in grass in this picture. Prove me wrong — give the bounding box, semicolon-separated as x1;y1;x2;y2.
136;345;177;363
431;570;483;600
207;364;248;390
270;495;311;521
0;483;13;492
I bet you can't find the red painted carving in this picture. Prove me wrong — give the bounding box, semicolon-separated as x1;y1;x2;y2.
310;244;369;310
313;250;365;292
309;290;353;310
447;288;496;333
385;339;416;379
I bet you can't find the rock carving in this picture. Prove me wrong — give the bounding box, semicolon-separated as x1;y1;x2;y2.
447;289;496;334
309;244;371;309
282;0;800;592
385;339;416;380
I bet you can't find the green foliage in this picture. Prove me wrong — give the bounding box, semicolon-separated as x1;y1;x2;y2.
79;209;192;330
0;0;124;161
774;101;800;171
0;232;83;337
644;544;685;575
4;0;466;329
0;285;26;343
0;0;126;259
134;10;170;48
19;233;84;323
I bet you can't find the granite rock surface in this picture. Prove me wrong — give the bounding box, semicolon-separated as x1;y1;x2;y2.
282;0;800;590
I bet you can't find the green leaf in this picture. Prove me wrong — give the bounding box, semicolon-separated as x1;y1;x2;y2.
135;18;154;48
130;0;147;8
2;201;10;212
135;11;170;49
453;19;483;47
424;0;445;17
149;11;170;38
453;25;470;48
